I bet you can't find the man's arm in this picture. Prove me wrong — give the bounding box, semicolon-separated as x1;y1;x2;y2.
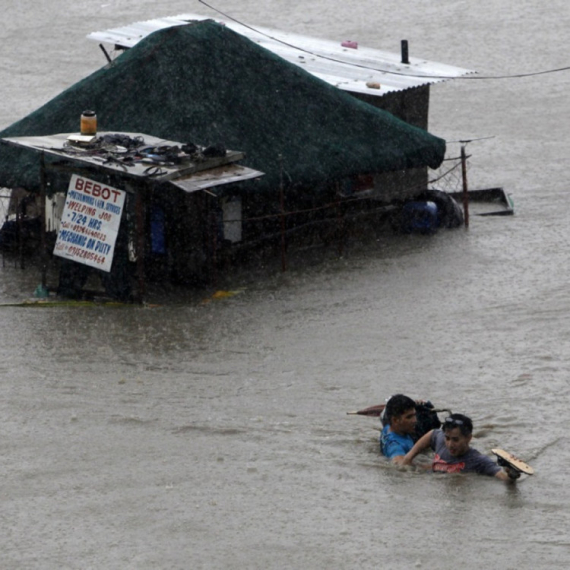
495;468;520;483
399;430;434;466
476;453;520;482
383;439;412;464
390;452;407;465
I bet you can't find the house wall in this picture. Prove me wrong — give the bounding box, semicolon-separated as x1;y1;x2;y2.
351;85;430;130
349;85;431;202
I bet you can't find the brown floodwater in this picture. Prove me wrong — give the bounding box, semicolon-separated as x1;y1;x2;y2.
0;1;569;568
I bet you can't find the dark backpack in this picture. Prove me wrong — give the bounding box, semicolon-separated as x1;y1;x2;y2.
414;401;442;441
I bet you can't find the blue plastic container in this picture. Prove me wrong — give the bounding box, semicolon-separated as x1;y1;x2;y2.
399;200;440;234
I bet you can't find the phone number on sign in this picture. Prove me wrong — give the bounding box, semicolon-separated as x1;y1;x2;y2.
66;246;107;265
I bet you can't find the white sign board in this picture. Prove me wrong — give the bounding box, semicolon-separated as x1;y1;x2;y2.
53;174;126;273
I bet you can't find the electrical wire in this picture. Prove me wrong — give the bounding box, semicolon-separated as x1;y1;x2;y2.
198;0;570;81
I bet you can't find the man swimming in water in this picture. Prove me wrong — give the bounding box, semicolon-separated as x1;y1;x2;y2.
401;413;520;482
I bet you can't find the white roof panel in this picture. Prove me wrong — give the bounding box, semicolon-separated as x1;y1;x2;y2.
87;14;475;97
171;164;264;194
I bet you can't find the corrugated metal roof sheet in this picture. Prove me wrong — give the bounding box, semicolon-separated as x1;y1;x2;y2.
87;14;475;97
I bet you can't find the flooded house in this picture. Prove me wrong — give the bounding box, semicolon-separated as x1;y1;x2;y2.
0;19;470;300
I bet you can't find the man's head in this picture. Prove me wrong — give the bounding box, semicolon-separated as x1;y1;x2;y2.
385;394;417;436
442;413;473;457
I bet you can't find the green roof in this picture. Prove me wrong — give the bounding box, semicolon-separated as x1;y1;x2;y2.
0;20;445;193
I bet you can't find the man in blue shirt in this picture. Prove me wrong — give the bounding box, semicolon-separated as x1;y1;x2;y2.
380;394;418;465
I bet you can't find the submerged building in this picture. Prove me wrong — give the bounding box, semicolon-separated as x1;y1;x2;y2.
0;19;471;298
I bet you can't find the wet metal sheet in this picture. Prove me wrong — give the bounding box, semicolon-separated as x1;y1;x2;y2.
88;14;475;97
0;132;260;191
170;164;264;193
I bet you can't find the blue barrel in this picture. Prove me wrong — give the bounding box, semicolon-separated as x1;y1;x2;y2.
398;200;440;234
